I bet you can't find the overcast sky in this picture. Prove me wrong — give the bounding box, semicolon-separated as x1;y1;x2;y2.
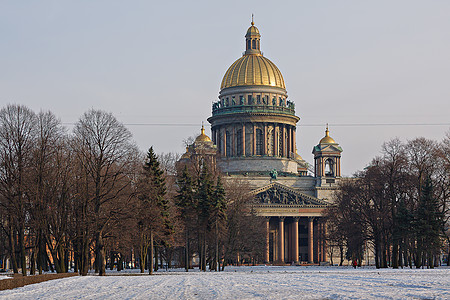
1;0;449;176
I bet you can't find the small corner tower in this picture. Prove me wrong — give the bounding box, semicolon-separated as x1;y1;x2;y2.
312;125;343;191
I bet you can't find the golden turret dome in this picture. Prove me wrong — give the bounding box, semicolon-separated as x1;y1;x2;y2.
195;125;212;143
246;24;260;36
319;125;337;144
221;55;285;90
220;21;285;90
180;146;191;159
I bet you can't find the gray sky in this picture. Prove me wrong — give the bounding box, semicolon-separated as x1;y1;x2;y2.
1;0;449;176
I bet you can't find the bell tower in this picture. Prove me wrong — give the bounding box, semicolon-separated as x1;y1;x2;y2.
312;126;343;193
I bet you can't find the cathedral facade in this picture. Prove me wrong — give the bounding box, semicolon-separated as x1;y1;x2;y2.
181;21;343;264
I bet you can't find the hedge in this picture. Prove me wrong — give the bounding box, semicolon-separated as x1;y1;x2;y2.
0;273;78;291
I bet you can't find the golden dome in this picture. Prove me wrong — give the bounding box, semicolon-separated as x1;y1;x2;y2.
180;146;191;159
319;126;337;144
220;55;285;90
195;125;212;143
246;25;260;36
220;21;285;90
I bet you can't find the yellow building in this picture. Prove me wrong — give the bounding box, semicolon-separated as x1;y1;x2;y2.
182;21;343;264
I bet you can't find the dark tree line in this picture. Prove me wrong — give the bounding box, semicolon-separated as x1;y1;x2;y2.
326;136;449;268
0;104;265;276
175;156;265;272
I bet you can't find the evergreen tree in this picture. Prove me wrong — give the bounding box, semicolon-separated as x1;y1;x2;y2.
175;165;196;271
137;146;167;274
393;198;413;268
144;147;167;212
415;176;443;268
196;163;214;271
211;176;226;271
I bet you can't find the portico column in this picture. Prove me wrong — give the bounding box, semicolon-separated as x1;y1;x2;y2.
318;222;323;262
293;217;299;264
308;217;314;263
278;217;285;263
265;217;270;263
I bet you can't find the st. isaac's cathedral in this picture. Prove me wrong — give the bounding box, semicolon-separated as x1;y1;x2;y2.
179;21;343;265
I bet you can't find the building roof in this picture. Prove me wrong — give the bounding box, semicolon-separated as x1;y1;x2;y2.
220;23;285;90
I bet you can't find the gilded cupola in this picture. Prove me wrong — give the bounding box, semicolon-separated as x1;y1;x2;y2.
220;21;286;90
319;125;337;144
195;125;212;143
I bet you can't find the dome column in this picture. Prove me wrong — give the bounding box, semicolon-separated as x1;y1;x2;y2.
253;124;257;156
263;123;268;156
242;124;246;156
223;128;227;157
274;123;278;157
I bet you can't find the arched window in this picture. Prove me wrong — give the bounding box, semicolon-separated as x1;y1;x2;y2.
325;158;334;176
252;39;256;49
256;128;264;155
236;129;243;156
247;40;251;50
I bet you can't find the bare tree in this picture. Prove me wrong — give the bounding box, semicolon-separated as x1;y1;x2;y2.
0;104;37;275
71;109;137;275
28;111;69;274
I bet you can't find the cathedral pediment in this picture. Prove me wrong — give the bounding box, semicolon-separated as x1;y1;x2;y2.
250;182;328;207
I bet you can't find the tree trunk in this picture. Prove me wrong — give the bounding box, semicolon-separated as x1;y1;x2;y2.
154;245;159;272
18;228;27;276
185;230;189;272
9;226;18;274
30;247;36;275
97;233;106;276
149;231;154;275
215;221;219;272
392;241;399;268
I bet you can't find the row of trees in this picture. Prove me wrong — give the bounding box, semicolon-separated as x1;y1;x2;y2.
326;136;450;268
0;104;264;276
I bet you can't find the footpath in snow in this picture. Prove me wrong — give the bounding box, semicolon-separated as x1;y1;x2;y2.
0;266;448;299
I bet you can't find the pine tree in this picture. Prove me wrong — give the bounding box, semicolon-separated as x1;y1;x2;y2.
196;163;214;271
415;176;443;268
144;147;167;212
138;146;167;274
175;165;196;271
211;176;226;271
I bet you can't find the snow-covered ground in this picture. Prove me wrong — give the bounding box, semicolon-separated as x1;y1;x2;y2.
0;266;448;299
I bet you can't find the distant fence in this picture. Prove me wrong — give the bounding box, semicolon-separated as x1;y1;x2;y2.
0;273;77;291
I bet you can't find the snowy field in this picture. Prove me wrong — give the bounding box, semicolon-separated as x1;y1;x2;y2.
0;266;449;299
